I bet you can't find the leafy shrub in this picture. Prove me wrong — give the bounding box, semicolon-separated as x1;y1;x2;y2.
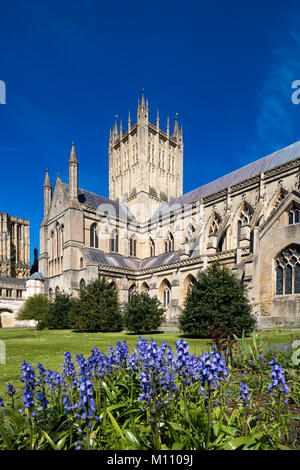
72;277;123;332
124;292;165;333
17;294;49;330
178;262;256;337
44;293;76;330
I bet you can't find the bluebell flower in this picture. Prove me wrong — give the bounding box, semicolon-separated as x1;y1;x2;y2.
6;383;16;398
20;361;36;413
238;382;251;407
268;362;289;397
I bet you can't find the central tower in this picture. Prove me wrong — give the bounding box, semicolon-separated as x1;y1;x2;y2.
108;95;183;222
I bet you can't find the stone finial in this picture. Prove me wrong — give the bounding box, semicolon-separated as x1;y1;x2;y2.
43;168;51;188
68;141;78;164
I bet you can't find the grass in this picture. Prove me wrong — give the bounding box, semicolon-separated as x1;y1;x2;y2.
0;327;299;398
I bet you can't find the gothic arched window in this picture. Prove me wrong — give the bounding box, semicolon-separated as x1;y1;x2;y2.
79;279;85;291
209;215;220;236
218;229;227;252
129;236;137;257
128;284;136;301
275;245;300;295
165;232;174;253
90;224;99;248
163;285;171;308
110;229;119;253
237;205;253;246
288;206;300;225
149;238;155;257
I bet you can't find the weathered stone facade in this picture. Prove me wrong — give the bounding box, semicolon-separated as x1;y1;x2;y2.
39;96;300;326
0;213;33;327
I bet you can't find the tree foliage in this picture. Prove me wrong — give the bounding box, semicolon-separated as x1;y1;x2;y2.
178;262;256;337
44;293;76;330
17;294;49;329
124;292;165;334
72;277;123;332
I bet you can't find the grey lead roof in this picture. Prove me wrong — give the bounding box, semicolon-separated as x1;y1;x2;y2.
62;184;134;219
65;139;300;220
157;139;300;213
28;272;44;281
83;248;181;270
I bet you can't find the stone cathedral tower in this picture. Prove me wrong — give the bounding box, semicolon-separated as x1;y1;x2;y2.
108;95;183;222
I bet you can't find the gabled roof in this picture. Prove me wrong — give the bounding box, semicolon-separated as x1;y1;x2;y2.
158;140;300;213
62;183;135;219
28;272;44;281
82;248;181;271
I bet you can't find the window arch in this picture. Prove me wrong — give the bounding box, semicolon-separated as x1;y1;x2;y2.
128;283;136;301
80;257;83;269
141;282;150;293
165;232;174;253
79;279;85;291
275;245;300;295
288;206;300;225
149;237;155;257
183;274;196;298
49;288;53;300
110;229;119;253
209;214;220;236
129;235;137;257
90;223;99;248
55;286;60;297
159;279;172;308
163;283;171;308
237;204;253;246
218;229;228;252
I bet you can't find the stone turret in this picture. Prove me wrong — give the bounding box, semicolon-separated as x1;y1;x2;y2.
68;142;78;202
43;168;52;216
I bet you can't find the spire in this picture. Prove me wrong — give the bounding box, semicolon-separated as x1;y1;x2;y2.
43;168;51;188
141;93;145;109
43;169;52;217
120;119;123;137
156;109;160;128
173;114;179;137
68;141;78;201
167;116;170;136
69;141;78;164
128;110;131;131
113;119;118;136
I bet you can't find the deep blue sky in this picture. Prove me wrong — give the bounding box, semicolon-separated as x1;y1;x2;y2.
1;0;300;263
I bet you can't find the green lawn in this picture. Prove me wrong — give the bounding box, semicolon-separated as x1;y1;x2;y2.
0;327;299;398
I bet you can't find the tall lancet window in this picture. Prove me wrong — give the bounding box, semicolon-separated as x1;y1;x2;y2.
90;223;99;248
110;229;119;253
129;236;137;257
165;232;174;253
209;214;220;236
237;205;253;246
275;245;300;295
149;237;155;257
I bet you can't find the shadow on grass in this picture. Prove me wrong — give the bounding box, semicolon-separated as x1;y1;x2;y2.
124;330;164;336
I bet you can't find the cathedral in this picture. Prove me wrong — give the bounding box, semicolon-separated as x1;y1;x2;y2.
39;95;300;326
